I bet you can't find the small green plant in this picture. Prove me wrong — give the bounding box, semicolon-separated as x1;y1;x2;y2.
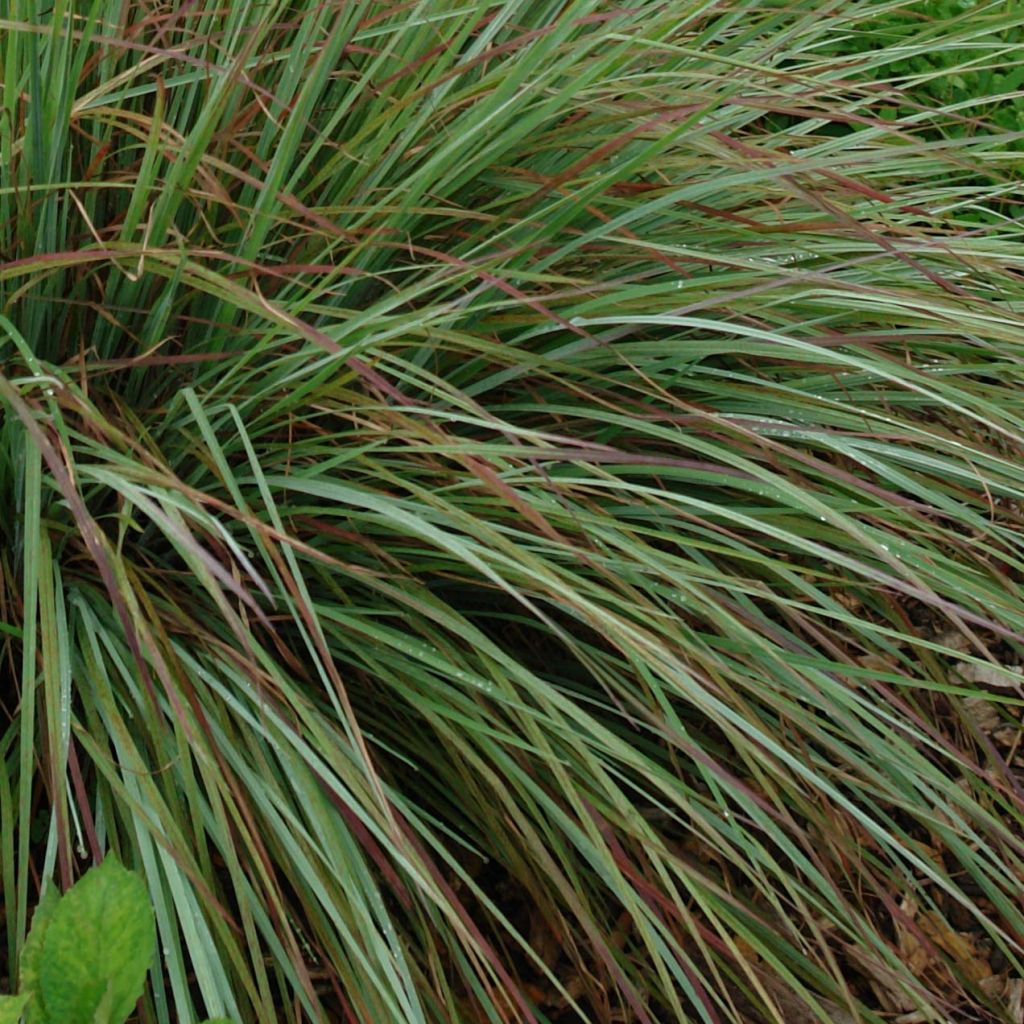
831;0;1024;143
0;859;227;1024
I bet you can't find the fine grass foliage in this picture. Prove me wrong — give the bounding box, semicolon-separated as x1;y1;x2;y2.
2;1;1024;1022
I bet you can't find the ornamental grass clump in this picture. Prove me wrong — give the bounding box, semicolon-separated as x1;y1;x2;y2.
2;2;1024;1022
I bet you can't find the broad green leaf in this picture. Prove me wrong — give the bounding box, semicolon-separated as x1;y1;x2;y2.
90;983;115;1024
0;994;29;1024
19;886;61;1024
37;859;155;1024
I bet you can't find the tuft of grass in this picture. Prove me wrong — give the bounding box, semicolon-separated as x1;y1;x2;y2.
2;2;1024;1022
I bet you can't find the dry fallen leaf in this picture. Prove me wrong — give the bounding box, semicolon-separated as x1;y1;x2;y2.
980;975;1024;1024
741;968;859;1024
880;895;998;1016
897;897;931;978
917;913;992;984
933;629;971;654
962;695;1002;736
958;662;1024;690
1006;978;1024;1024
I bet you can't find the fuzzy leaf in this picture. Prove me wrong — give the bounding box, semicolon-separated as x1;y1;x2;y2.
37;859;155;1024
0;994;30;1024
91;983;116;1024
19;886;61;1024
